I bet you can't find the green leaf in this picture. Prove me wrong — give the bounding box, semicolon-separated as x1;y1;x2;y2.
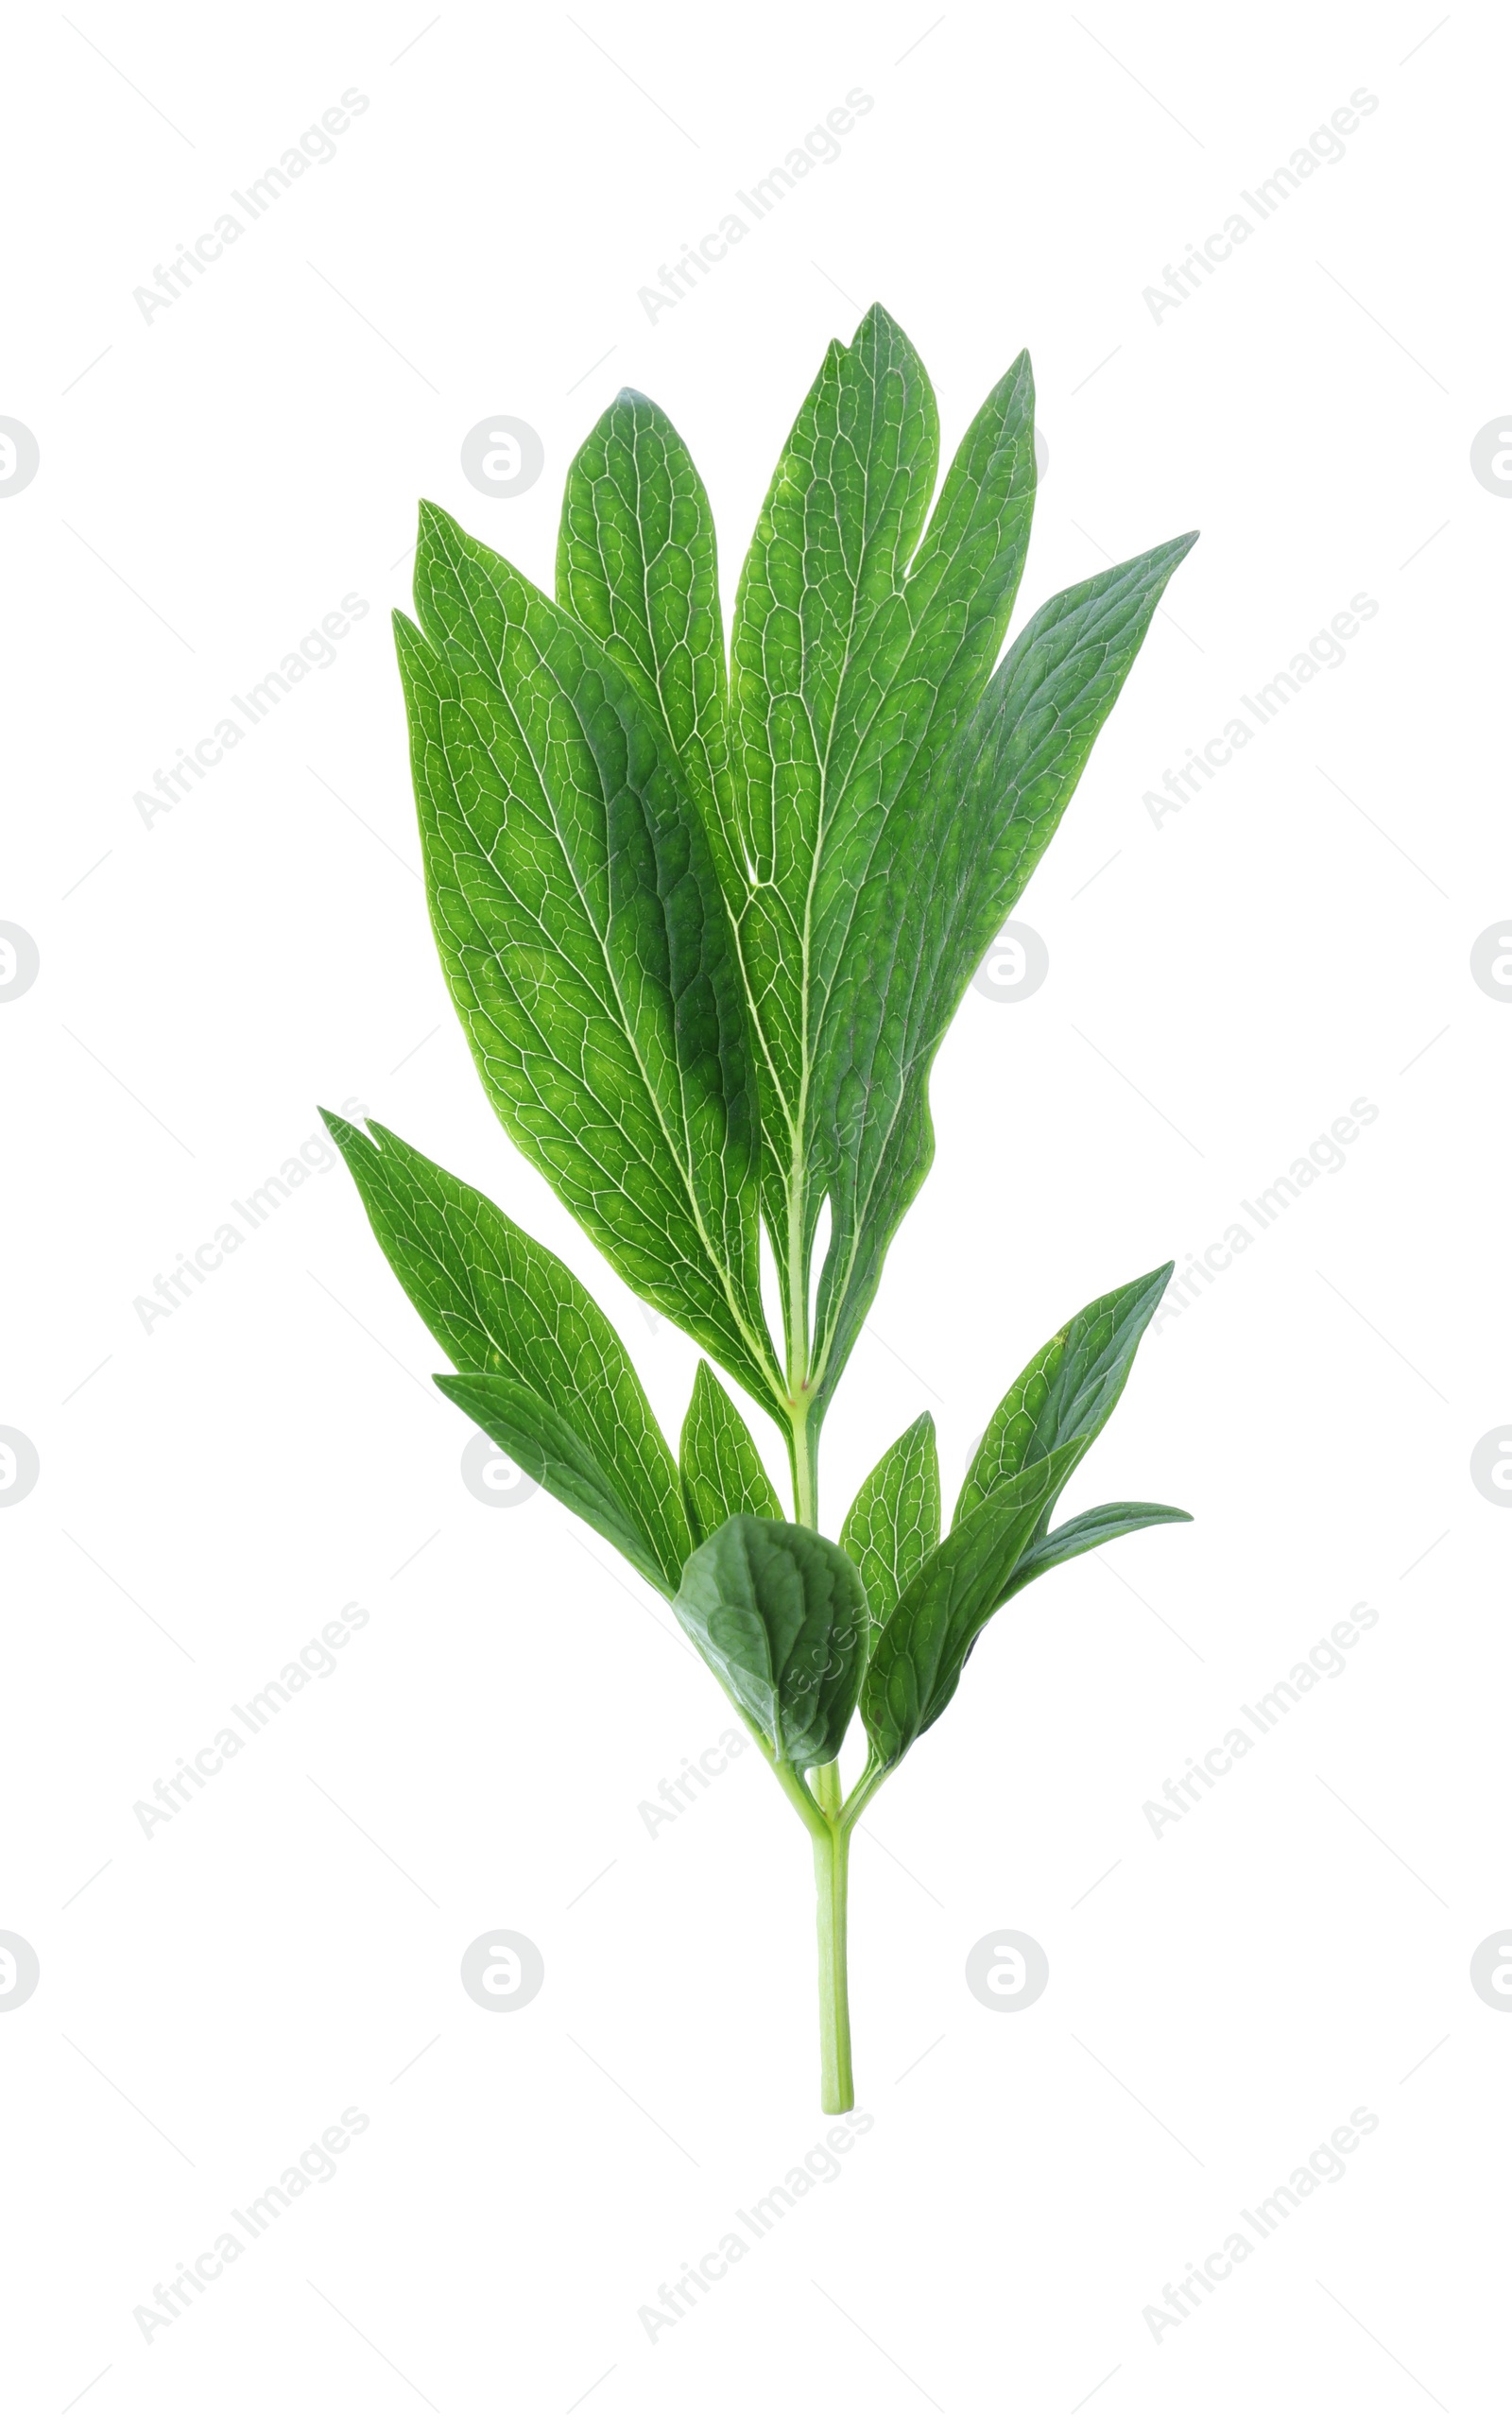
396;501;783;1417
955;1263;1173;1530
723;304;1040;1374
673;1515;868;1766
1005;1500;1191;1597
438;1370;674;1595
323;1110;691;1594
809;539;1197;1410
679;1359;783;1545
862;1264;1184;1772
839;1413;940;1657
557;388;732;844
861;1452;1074;1772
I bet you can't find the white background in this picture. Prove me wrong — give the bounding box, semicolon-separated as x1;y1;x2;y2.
4;2;1507;2420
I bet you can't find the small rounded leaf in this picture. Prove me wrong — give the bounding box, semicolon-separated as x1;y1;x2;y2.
673;1516;868;1766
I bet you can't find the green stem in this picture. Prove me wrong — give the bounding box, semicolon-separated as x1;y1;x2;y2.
813;1815;853;2112
785;1303;851;2106
788;1399;818;1532
775;1756;854;2109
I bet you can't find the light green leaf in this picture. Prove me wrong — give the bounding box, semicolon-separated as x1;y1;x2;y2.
839;1413;940;1658
438;1370;673;1595
323;1110;691;1594
674;1515;868;1766
955;1264;1173;1529
679;1359;783;1545
1005;1500;1192;1597
861;1452;1074;1773
396;501;783;1416
557;388;732;844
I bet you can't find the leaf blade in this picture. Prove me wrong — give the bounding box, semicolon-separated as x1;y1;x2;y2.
955;1263;1174;1529
861;1451;1074;1772
679;1360;783;1545
1005;1500;1192;1597
438;1370;673;1594
674;1515;868;1766
323;1110;691;1592
725;306;1040;1348
398;501;782;1413
557;388;732;844
839;1413;940;1658
810;539;1197;1408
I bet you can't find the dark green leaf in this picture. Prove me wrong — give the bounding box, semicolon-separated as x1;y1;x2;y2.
839;1413;940;1658
862;1452;1074;1772
955;1263;1173;1529
679;1359;783;1545
438;1370;673;1594
396;501;783;1416
323;1110;691;1594
673;1515;868;1766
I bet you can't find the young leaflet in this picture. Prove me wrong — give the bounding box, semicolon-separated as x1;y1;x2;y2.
325;304;1194;2111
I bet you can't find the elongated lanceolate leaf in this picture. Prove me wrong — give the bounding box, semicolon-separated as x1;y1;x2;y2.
1005;1500;1191;1597
809;539;1197;1409
862;1451;1074;1772
396;502;783;1416
323;1111;691;1594
955;1263;1173;1530
839;1413;940;1658
679;1360;782;1545
674;1515;868;1766
723;307;1040;1363
438;1370;674;1594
